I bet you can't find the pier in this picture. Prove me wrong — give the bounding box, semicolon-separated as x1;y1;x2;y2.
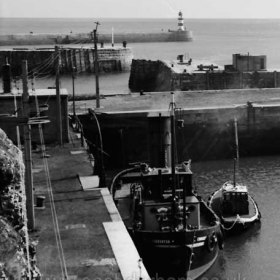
0;46;133;77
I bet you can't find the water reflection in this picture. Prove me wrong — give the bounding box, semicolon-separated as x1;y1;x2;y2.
192;156;279;280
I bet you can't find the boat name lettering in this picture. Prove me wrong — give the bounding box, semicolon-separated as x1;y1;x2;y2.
152;239;173;244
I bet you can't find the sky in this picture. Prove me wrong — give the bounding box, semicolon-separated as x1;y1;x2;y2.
1;0;280;18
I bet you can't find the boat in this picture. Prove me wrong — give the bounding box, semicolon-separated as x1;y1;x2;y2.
110;93;223;279
207;180;261;234
207;118;261;234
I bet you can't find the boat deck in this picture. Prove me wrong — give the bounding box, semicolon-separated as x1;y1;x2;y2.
210;189;258;220
115;189;213;230
223;196;258;220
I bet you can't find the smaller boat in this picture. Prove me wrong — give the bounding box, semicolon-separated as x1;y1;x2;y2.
207;180;261;234
208;118;261;234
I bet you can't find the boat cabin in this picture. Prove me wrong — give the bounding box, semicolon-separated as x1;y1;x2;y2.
123;167;200;231
222;183;249;216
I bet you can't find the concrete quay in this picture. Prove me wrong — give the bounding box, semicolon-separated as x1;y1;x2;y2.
30;130;150;280
72;88;280;115
72;88;280;165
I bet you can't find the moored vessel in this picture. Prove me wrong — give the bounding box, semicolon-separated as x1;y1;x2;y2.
207;181;261;234
207;118;261;234
110;93;222;279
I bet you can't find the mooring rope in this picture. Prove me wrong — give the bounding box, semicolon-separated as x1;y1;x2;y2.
221;215;243;231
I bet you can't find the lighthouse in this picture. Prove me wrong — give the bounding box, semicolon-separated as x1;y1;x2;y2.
177;11;185;31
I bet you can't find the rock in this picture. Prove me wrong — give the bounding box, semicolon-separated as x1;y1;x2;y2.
0;128;40;279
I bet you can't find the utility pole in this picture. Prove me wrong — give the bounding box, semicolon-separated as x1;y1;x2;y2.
22;60;35;230
93;22;100;108
72;66;76;117
55;46;63;145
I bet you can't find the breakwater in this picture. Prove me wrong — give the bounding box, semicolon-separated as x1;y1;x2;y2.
0;30;193;46
0;46;133;77
129;59;280;92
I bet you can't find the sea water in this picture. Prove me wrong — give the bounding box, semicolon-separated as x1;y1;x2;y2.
192;156;280;280
1;18;280;279
1;18;280;95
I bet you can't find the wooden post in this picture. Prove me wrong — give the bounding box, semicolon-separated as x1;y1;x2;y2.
55;46;63;145
206;71;210;90
93;23;100;108
274;71;278;88
112;27;114;47
22;60;35;230
72;67;76;116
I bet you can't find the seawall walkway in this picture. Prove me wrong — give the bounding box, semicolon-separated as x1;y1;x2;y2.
31;129;149;279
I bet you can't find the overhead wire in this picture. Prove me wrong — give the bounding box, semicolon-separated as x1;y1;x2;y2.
31;77;69;279
28;53;58;76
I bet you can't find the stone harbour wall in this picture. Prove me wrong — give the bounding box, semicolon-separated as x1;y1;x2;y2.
0;47;133;77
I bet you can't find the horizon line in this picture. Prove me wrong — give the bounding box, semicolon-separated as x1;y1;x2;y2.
1;16;280;20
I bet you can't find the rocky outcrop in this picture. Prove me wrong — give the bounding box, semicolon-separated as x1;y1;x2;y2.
0;129;40;279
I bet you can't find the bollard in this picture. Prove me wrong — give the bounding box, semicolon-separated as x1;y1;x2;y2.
36;196;46;208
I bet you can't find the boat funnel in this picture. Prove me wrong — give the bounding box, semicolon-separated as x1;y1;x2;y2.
148;112;171;168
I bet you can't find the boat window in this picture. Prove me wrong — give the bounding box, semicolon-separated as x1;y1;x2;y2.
140;173;192;200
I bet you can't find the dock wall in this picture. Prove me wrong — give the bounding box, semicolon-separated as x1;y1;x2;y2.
129;59;280;92
0;47;133;77
79;103;280;168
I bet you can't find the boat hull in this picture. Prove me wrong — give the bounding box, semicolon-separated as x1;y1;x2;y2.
129;226;221;279
208;188;261;235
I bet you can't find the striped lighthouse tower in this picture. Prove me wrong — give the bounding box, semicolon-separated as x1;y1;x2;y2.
177;11;185;31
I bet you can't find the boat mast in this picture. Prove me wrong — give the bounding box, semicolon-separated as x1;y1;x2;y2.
170;92;176;225
234;117;239;160
233;117;239;187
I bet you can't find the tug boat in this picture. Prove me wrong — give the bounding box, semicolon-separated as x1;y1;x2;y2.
207;181;261;234
110;93;223;279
